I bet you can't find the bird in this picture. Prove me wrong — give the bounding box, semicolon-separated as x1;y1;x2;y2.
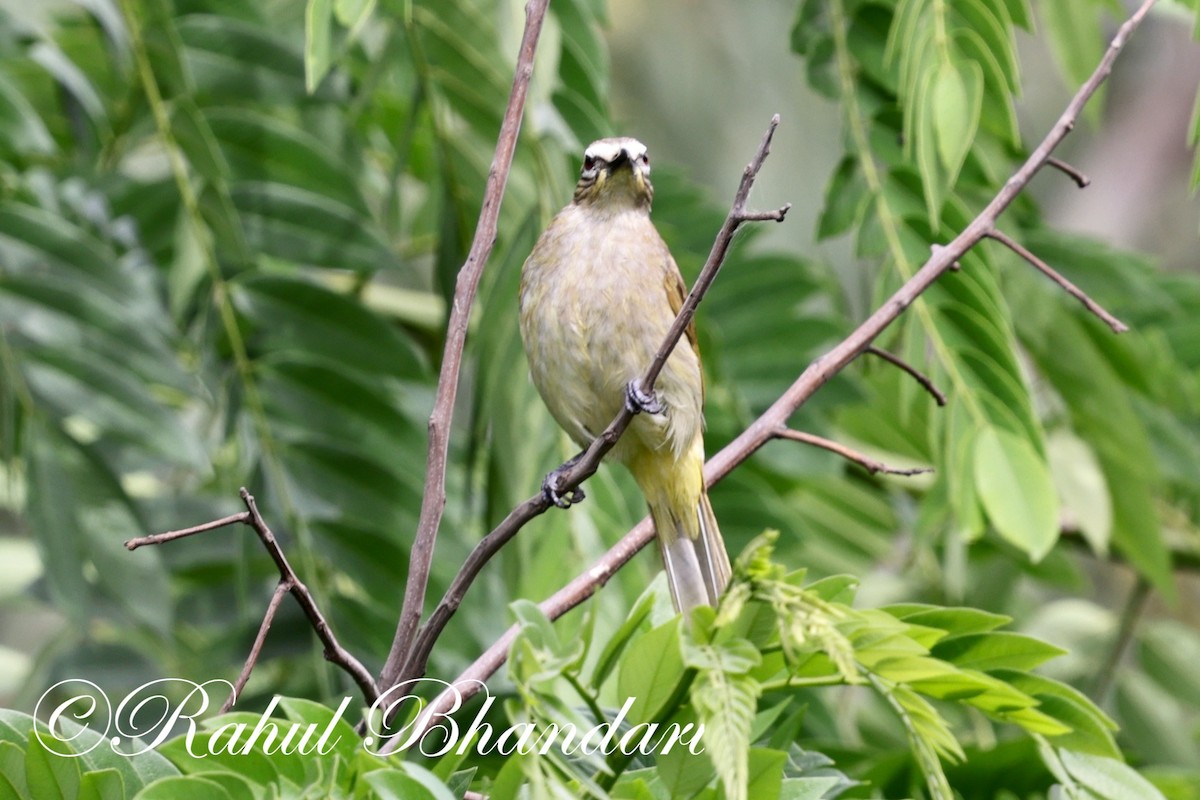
518;136;731;613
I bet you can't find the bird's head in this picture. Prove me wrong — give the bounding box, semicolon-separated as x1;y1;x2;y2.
573;137;653;209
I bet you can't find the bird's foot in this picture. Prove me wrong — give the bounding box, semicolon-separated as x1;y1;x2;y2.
625;379;665;416
542;455;586;509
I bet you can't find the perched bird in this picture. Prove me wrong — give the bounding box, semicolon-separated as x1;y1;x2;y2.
518;137;731;613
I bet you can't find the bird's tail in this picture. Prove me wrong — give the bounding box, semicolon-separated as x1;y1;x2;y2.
652;489;724;614
633;449;731;613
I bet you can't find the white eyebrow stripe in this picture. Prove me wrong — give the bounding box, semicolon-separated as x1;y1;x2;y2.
584;137;648;163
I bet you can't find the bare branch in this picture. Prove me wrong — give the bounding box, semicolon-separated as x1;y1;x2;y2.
1046;156;1091;188
238;489;379;705
985;228;1128;333
863;345;947;406
380;0;552;692
222;582;289;712
392;0;1158;746
774;427;933;476
130;489;379;708
125;512;248;550
386;116;790;692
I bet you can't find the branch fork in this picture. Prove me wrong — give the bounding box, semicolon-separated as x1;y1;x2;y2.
126;489;378;711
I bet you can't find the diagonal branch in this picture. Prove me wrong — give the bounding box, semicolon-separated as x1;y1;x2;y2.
223;582;290;712
985;228;1128;333
379;0;551;691
391;0;1158;746
863;345;947;406
774;427;933;476
388;116;790;692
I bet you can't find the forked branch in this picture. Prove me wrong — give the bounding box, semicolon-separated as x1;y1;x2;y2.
126;489;378;709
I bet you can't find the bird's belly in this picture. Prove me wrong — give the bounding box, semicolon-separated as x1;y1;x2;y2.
524;274;697;461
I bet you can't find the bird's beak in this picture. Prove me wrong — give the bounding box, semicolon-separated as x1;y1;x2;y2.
609;149;632;171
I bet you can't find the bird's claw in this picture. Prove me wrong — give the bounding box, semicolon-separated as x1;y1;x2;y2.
625;379;665;416
542;466;585;509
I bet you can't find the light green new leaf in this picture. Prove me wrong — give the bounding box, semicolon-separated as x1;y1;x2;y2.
334;0;377;38
931;58;982;184
690;662;761;800
973;425;1060;560
931;631;1066;672
1047;430;1112;555
304;0;333;93
1059;750;1168;800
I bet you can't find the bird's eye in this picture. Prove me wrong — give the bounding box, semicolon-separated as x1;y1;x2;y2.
641;153;650;165
583;155;596;171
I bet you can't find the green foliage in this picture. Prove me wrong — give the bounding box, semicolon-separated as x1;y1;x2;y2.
1;0;1199;798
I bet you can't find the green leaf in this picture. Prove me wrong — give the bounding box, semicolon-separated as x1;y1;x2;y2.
0;741;25;798
690;664;761;800
53;712;179;792
1040;0;1105;109
29;42;108;134
780;776;844;800
276;697;360;773
931;631;1066;672
1047;430;1112;555
592;586;657;689
78;770;126;800
362;768;443;800
231;274;427;379
24;422;89;626
207;109;367;212
24;731;80;800
617;618;685;724
305;0;333;92
973;425;1059;560
132;775;234;800
884;604;1011;636
0;73;56;158
228;182;393;273
1059;750;1168;800
745;748;787;800
931;59;982;184
334;0;377;36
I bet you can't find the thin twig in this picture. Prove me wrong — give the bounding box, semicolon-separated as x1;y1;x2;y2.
379;0;552;692
388;116;789;695
863;345;947;406
1091;576;1151;705
395;0;1158;744
223;582;289;712
985;228;1128;333
774;427;933;476
124;512;248;550
1046;156;1091;188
